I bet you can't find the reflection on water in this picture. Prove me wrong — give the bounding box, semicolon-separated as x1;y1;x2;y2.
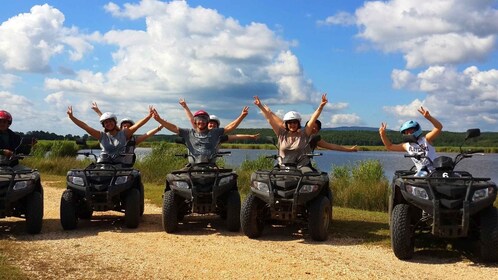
78;148;498;183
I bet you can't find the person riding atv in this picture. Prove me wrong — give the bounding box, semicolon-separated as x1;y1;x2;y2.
0;110;43;234
388;128;498;261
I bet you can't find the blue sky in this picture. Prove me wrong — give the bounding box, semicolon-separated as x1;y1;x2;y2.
1;0;497;136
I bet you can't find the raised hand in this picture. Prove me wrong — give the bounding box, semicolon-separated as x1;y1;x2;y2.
179;98;187;108
91;102;99;112
241;106;249;117
67;106;73;117
320;93;328;107
379;122;387;135
253;96;261;107
418;106;431;119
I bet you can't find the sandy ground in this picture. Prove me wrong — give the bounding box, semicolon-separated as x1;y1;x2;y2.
1;182;497;280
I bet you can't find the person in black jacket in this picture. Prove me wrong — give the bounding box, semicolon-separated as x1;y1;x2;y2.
0;110;24;168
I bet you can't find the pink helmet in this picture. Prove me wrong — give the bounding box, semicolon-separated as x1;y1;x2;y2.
193;110;209;118
0;110;12;125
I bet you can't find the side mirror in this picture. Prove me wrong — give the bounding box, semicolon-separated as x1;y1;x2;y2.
264;136;277;147
309;134;321;150
15;137;36;155
219;135;229;143
465;128;480;140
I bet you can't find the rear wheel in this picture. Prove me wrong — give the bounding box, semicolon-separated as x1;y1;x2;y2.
308;196;331;241
225;191;241;232
25;191;43;234
124;188;140;228
391;204;415;260
479;207;498;262
162;190;179;233
60;189;78;230
240;193;265;238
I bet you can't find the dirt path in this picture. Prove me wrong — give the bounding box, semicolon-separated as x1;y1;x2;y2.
1;183;497;279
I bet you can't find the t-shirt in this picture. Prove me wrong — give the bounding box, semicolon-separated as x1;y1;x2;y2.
178;127;225;163
98;129;128;163
403;136;436;173
277;128;310;167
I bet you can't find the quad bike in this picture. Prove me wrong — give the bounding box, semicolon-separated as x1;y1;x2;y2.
0;137;43;234
240;136;332;241
162;137;240;233
389;128;498;261
60;140;144;230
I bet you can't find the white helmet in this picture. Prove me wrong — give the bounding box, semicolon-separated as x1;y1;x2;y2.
283;111;302;122
209;115;220;126
120;118;135;127
99;112;117;124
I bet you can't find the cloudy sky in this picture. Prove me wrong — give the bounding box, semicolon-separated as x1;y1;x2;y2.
1;0;497;136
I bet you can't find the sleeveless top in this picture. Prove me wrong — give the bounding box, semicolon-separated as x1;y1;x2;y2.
277;128;310;167
403;136;436;173
98;130;127;163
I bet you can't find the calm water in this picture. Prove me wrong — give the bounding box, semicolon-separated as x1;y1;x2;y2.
222;149;498;183
80;148;498;183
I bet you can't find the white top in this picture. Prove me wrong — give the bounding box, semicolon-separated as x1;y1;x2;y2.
403;136;436;173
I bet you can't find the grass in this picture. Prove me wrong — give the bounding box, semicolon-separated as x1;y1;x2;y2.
0;245;28;280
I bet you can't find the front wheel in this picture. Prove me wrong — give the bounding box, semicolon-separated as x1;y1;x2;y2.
60;189;78;230
124;188;140;228
308;196;331;241
162;190;179;233
391;204;415;260
479;207;498;262
25;191;43;234
240;193;265;239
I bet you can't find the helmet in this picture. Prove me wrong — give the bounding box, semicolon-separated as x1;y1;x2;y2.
209;115;220;126
193;110;209;118
399;120;422;138
283;111;302;122
120;118;135;127
0;110;12;125
99;112;117;124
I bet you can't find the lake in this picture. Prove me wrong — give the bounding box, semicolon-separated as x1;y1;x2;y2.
83;148;498;183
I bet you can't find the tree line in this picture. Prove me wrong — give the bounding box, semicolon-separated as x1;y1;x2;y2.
20;128;498;147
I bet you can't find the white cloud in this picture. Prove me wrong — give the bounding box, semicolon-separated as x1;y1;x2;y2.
318;11;356;26
44;91;69;109
47;0;317;106
0;4;92;72
387;66;498;131
354;0;498;68
0;74;20;89
328;113;362;127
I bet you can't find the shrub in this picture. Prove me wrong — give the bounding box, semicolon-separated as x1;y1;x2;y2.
331;160;389;212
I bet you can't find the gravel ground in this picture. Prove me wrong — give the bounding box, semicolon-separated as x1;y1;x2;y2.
1;182;497;279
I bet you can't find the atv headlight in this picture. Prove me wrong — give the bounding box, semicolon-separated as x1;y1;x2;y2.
472;187;495;202
219;175;233;185
405;185;429;200
252;181;269;192
300;184;319;193
173;181;190;189
13;180;30;191
114;176;129;185
69;176;85;186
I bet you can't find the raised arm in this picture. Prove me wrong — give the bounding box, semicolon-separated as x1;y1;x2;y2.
135;125;163;145
152;108;180;134
226;133;260;141
179;98;195;128
67;106;101;139
305;94;327;136
253;96;283;135
91;101;103;117
379;122;405;152
224;106;249;134
419;107;443;144
125;106;154;139
317;140;358;152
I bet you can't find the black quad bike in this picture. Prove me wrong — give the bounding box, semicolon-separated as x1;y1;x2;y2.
0;138;43;234
162;137;240;233
60;140;144;230
389;128;498;261
240;136;332;241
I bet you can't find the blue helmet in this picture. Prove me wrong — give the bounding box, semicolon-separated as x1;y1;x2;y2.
399;120;422;138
